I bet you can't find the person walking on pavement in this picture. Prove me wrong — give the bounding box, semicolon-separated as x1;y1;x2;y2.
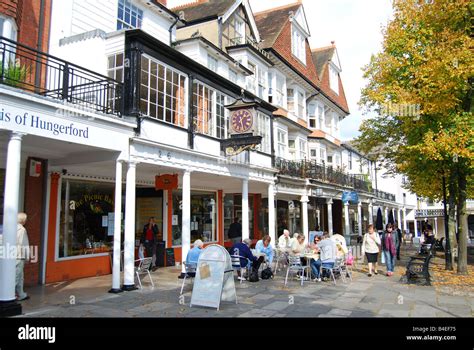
381;223;399;277
361;224;381;277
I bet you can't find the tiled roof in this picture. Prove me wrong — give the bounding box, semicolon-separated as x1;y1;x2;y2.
311;46;335;80
254;2;301;49
172;0;235;23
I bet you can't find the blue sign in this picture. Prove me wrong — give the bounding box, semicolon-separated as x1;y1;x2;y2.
342;191;359;204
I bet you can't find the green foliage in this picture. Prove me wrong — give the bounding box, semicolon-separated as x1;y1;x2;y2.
0;60;30;88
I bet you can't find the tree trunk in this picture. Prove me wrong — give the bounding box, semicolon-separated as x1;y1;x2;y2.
457;172;468;275
447;177;457;270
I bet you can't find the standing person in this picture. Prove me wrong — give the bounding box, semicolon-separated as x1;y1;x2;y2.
141;217;158;267
16;213;30;301
394;222;402;260
227;217;242;245
381;223;398;276
361;224;381;277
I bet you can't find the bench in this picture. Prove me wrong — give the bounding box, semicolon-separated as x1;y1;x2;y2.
405;253;432;286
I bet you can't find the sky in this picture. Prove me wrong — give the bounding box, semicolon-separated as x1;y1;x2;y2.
168;0;394;141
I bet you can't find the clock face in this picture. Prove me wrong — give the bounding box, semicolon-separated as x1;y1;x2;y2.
230;109;253;133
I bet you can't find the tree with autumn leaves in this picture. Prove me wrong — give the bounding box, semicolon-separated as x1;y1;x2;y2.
357;0;473;274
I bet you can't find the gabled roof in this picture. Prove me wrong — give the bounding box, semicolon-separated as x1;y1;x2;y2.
311;44;350;114
255;2;302;49
172;0;236;23
312;46;335;80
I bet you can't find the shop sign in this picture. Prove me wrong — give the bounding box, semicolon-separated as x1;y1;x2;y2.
342;191;359;204
155;174;178;190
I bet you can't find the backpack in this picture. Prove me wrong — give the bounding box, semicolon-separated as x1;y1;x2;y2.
248;268;259;282
261;267;273;280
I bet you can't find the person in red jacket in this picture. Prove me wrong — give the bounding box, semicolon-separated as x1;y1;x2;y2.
141;217;159;267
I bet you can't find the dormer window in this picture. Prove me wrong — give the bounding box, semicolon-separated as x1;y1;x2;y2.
329;65;339;94
291;25;306;64
117;0;143;30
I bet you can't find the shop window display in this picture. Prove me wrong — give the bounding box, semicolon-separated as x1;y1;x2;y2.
172;190;217;246
59;179;116;258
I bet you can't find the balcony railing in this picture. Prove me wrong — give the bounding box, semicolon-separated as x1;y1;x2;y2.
373;189;396;202
0;36;123;116
275;158;371;192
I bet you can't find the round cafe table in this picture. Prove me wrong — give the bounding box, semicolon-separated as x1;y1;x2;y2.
303;253;320;280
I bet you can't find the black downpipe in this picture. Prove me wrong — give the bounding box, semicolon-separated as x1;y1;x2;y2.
187;74;195;148
34;0;47;91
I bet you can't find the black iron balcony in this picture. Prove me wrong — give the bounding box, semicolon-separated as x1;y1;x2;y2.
275;158;372;192
0;36;123;117
373;189;396;202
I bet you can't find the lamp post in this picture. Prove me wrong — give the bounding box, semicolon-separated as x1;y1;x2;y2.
442;174;453;270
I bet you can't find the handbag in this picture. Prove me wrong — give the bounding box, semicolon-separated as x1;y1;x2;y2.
248;268;259;282
381;251;386;264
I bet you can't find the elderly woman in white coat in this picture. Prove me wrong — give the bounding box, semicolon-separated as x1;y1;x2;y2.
361;224;381;277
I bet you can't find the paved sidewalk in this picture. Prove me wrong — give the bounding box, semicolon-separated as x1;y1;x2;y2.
16;247;474;318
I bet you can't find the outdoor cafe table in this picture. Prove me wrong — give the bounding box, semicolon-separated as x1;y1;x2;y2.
302;252;320;281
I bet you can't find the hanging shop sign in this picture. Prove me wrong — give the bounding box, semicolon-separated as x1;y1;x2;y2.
155;174;178;190
342;191;359;204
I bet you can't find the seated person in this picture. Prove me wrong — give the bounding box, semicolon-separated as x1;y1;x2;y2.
186;239;204;266
255;235;274;264
309;235;321;251
420;225;435;254
311;233;337;281
290;233;306;256
278;229;293;250
230;238;264;276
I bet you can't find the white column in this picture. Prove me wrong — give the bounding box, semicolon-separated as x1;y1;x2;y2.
327;198;333;235
301;195;309;239
384;207;389;226
403;207;408;233
123;162;137;290
0;132;24;302
368;201;374;225
110;160;123;293
414;220;419;237
397;208;402;229
357;202;363;236
434;217;438;236
181;170;191;273
344;201;350;237
268;183;276;244
242;179;249;240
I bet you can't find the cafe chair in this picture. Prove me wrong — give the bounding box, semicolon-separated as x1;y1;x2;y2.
230;255;251;284
180;262;197;295
135;257;154;289
284;255;306;287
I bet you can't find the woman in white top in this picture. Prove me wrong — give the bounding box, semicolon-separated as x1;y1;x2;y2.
290;233;306;255
361;224;381;277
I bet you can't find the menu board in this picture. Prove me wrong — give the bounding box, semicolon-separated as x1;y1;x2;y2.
165;248;175;267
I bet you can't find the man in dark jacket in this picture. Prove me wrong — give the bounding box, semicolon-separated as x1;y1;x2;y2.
230;238;264;279
228;217;242;244
394;222;402;260
141;217;158;266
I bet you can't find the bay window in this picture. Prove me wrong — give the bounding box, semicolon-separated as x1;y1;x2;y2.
287;89;294;113
277;129;287;158
117;0;143;30
299;139;307;160
256;112;271;154
140;55;187;127
291;25;306;64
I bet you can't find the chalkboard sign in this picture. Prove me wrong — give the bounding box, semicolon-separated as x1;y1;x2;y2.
165;248;175;267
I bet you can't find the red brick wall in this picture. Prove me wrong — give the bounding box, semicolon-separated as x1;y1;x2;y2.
272;20;319;87
23;157;46;287
16;0;52;52
0;0;19;20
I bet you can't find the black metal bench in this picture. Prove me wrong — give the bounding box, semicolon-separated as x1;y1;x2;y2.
405;253;432;286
